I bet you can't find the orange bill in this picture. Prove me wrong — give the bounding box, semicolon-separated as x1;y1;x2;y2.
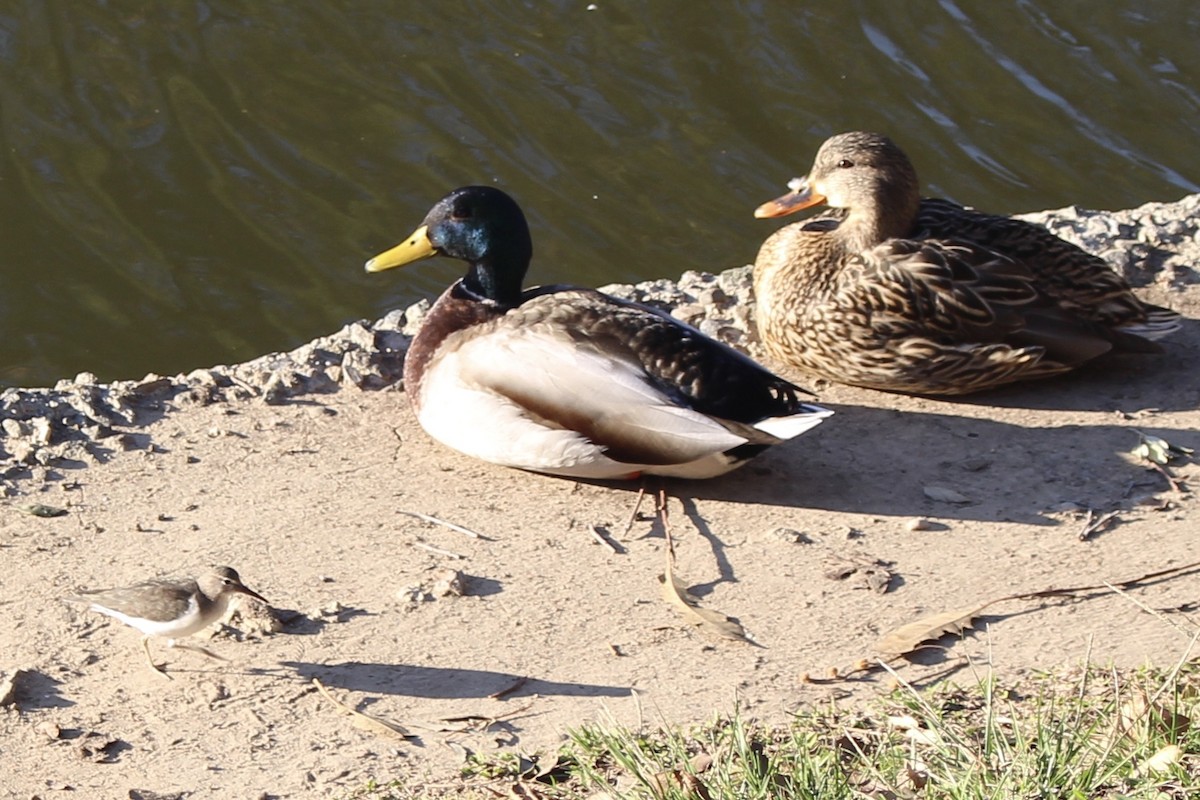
753;176;827;218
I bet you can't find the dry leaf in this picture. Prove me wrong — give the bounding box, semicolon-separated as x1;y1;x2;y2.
874;604;989;656
659;522;753;643
659;570;749;643
1137;744;1182;776
905;762;930;790
823;555;895;594
313;679;415;740
445;741;473;762
687;752;714;773
904;727;942;746
873;559;1200;659
1111;695;1191;744
75;732;122;763
823;562;858;581
887;715;920;731
346;711;414;739
506;783;553;799
650;767;713;800
923;486;971;504
864;569;893;594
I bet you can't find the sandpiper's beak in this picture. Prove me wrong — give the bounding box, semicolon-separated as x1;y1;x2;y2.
365;224;439;273
231;582;269;605
754;176;827;219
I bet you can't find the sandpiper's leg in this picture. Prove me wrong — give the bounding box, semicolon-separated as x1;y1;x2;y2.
141;636;172;680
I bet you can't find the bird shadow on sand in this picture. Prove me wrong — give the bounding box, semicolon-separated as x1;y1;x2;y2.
7;669;74;710
276;660;629;702
934;328;1198;413
636;404;1196;523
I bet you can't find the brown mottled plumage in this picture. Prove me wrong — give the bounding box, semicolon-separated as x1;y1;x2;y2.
753;131;1180;395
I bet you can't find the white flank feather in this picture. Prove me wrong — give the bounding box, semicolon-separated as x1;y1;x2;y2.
753;405;833;440
415;326;773;478
91;595;206;638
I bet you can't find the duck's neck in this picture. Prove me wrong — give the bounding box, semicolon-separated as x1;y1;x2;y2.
459;234;530;309
840;178;921;251
461;260;517;308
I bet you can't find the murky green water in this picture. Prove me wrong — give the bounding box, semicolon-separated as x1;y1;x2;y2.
1;1;1196;387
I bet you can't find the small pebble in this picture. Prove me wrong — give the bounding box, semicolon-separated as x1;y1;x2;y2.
35;720;61;740
316;601;345;618
770;527;811;544
396;584;428;604
431;569;466;598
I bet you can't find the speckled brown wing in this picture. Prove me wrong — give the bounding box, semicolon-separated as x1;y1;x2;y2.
755;224;1140;394
915;198;1172;331
857;238;1133;363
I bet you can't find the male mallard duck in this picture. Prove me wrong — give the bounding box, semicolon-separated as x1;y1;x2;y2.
365;186;831;480
753;131;1180;395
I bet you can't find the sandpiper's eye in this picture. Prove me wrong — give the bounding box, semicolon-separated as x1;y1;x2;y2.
836;158;854;169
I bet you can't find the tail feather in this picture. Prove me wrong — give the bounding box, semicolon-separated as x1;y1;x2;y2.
1119;306;1182;342
753;405;833;440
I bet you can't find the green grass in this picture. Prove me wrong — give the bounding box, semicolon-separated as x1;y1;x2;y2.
345;658;1200;799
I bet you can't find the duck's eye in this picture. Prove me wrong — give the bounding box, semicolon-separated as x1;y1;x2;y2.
836;158;854;169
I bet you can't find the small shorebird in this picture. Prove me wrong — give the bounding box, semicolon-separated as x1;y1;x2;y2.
67;566;268;678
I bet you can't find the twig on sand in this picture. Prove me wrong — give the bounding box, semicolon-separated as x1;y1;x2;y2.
488;676;529;700
589;525;624;555
621;484;647;537
411;541;465;560
397;510;485;539
431;699;539;733
1078;509;1120;541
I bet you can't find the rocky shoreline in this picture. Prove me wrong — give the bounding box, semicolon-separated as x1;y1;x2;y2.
3;194;1197;496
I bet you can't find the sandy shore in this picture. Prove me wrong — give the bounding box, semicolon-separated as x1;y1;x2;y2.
0;196;1197;798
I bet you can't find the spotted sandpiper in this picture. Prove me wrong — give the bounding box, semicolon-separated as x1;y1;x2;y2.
67;566;268;678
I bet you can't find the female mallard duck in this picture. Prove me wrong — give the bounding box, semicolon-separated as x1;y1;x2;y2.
365;186;831;480
753;131;1180;395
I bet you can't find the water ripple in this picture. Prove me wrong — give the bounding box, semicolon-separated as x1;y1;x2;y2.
0;2;1196;386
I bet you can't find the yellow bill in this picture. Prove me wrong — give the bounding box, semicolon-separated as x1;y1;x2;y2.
364;225;438;273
